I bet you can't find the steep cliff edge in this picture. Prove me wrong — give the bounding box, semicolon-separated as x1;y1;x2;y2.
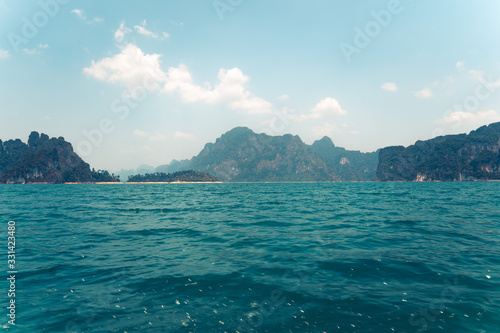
376;122;500;181
0;131;119;184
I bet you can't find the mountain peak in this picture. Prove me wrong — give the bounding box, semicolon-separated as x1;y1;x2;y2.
223;126;255;136
312;136;335;148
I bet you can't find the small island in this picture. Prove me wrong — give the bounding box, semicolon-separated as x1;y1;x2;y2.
127;170;221;183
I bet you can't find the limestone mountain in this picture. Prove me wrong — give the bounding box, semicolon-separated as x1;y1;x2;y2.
309;136;379;181
156;127;378;182
376;122;500;181
0;131;119;184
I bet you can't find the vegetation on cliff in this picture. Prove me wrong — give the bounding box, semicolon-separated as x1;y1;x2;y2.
155;127;378;182
376;122;500;181
0;132;120;184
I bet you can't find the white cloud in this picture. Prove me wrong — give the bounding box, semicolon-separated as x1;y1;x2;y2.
277;94;289;101
0;49;10;58
85;44;274;114
312;123;341;137
71;9;103;24
456;61;464;69
414;87;433;99
290;97;346;121
71;9;85;19
23;43;48;55
133;20;169;39
115;21;131;42
381;82;398;92
163;65;273;114
311;97;347;116
83;44;166;93
437;110;500;126
135;25;157;38
173;131;195;140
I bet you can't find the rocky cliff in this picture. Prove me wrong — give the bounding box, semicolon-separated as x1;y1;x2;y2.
376;122;500;181
156;127;378;182
0;131;119;184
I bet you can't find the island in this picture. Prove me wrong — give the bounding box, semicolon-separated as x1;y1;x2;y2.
0;131;120;184
127;170;221;183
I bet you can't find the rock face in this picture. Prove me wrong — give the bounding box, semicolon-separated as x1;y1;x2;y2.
156;127;378;182
376;122;500;181
309;136;379;181
0;131;119;184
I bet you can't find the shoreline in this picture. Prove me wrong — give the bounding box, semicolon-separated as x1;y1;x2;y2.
1;179;499;185
126;181;223;184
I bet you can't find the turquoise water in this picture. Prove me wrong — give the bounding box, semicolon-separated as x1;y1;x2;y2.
1;183;500;332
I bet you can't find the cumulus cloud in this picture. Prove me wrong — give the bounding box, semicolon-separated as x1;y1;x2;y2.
437;110;500;127
71;9;103;24
312;97;347;116
414;87;433;99
290;97;346;121
456;61;464;69
0;49;11;58
85;44;274;114
163;65;273;114
381;82;397;92
277;94;289;101
115;21;131;42
83;44;166;93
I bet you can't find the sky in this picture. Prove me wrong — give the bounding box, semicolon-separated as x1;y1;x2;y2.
1;0;500;171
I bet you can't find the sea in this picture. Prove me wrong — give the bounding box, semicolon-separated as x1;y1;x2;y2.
1;182;499;333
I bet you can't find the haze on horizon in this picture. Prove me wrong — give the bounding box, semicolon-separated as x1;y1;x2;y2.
1;0;500;171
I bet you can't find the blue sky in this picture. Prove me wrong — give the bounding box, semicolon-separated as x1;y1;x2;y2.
1;0;500;170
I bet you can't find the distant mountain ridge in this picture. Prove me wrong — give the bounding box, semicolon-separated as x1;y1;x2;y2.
156;127;379;182
5;122;499;184
376;122;500;181
0;131;119;184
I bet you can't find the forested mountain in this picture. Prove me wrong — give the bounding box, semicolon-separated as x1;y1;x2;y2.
309;136;379;181
0;131;119;184
8;122;499;184
376;122;500;181
155;127;378;182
